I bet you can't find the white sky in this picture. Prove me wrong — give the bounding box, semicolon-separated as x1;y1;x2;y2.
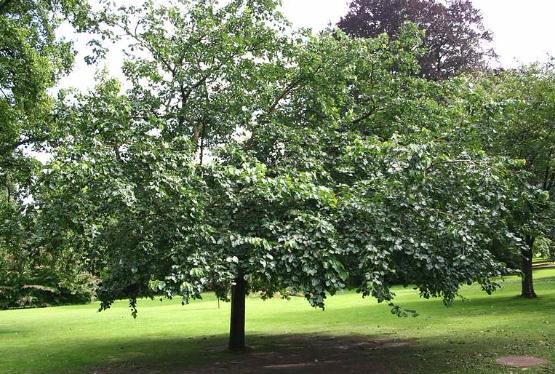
59;0;555;90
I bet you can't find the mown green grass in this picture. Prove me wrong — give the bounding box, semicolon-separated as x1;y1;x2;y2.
1;269;555;374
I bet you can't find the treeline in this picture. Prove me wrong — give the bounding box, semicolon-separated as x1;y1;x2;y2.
0;0;553;334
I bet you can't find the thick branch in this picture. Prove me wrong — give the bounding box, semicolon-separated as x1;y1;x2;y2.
267;76;305;114
542;149;553;191
351;107;376;126
112;145;123;163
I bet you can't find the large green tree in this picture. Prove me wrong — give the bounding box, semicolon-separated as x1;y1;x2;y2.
46;0;518;351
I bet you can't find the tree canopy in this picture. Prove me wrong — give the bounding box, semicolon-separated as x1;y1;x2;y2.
2;0;552;355
464;65;555;297
37;0;527;351
0;0;94;308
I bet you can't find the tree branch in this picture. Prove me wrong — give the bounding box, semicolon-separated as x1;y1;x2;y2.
2;136;49;155
542;149;553;191
267;75;305;114
266;65;325;115
120;22;177;77
350;107;377;126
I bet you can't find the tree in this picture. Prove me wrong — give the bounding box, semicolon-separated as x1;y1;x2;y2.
463;65;555;298
0;195;97;308
0;0;90;164
48;0;517;352
337;0;495;80
0;0;94;308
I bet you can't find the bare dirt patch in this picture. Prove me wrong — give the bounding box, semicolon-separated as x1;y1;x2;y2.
185;334;415;373
496;355;548;368
91;334;416;374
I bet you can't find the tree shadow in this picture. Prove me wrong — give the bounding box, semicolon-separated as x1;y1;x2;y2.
73;333;428;374
0;328;23;335
38;329;551;374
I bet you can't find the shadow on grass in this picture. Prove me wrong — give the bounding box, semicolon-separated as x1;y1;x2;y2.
74;331;555;374
84;333;409;373
0;329;23;335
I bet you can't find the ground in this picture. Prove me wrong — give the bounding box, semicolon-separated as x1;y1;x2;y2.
1;268;555;374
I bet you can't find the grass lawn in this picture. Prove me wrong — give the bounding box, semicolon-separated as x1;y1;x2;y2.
1;269;555;374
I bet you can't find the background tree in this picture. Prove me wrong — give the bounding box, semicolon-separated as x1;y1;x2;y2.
462;65;555;298
1;0;90;165
0;0;94;308
337;0;495;80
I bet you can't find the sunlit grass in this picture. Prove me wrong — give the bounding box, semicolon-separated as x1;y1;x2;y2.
1;268;554;373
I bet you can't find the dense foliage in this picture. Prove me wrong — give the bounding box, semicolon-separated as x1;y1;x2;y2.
39;0;533;350
2;0;553;353
463;65;555;297
0;0;95;308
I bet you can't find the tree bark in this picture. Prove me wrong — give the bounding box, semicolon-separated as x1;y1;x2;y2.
521;236;537;298
228;274;247;351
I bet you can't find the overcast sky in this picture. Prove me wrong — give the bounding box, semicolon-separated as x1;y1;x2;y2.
287;0;555;67
59;0;555;90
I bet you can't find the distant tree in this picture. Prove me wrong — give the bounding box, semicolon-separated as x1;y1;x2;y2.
337;0;495;80
0;0;94;308
464;65;555;298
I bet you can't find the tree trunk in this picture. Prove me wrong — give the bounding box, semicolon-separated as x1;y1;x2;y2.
228;274;247;351
521;236;537;298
